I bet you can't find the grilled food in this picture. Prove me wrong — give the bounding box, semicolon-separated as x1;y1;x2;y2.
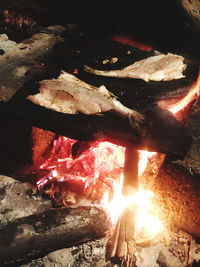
84;53;186;82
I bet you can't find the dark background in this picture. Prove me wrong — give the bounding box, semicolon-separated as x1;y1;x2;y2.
0;0;199;59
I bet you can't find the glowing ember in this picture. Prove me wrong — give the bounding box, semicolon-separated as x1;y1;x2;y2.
35;134;164;238
33;67;200;248
36;136;125;204
113;35;153;51
35;71;200;236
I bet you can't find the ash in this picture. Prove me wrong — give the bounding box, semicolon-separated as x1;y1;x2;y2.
22;238;108;267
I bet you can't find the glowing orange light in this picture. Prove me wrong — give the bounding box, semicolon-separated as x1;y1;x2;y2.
102;172;163;237
138;150;157;177
170;71;200;114
113;35;153;52
102;172;124;224
159;71;200;115
135;190;163;238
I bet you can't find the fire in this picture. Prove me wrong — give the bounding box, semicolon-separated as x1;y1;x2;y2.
138;150;157;177
135;190;163;238
170;71;200;115
102;173;163;238
35;71;200;240
36;137;126;203
159;70;200;116
36;135;163;238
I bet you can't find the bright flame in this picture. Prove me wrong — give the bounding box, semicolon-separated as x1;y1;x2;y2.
158;70;200;116
138;150;148;177
138;150;157;177
102;173;163;238
170;71;200;114
102;172;124;224
135;190;163;238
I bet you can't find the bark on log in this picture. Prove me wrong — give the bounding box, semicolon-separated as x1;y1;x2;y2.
0;206;110;266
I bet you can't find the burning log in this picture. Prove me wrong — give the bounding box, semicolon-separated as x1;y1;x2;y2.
10;73;192;159
0;205;110;266
123;149;139;191
111;149;138;266
111;203;137;266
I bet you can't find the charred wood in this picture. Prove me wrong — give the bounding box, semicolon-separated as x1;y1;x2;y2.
123;149;139;192
0;28;196;160
0;205;110;266
9;84;192;159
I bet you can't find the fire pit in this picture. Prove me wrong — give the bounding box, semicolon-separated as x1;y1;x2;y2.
1;1;200;267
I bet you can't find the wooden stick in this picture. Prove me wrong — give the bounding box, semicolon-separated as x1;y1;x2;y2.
123;149;139;193
0;206;110;266
111;148;138;266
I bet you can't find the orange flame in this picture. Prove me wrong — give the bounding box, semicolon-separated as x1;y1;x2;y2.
101;147;163;238
159;71;200;116
170;71;200;114
138;150;157;178
102;71;200;239
102;172;163;238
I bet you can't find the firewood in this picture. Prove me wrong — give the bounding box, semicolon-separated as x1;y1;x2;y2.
25;70;191;161
123;149;139;192
10;81;192;159
111;149;138;266
0;206;110;266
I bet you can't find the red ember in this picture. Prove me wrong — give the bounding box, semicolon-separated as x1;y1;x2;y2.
113;35;153;51
36;136;125;205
